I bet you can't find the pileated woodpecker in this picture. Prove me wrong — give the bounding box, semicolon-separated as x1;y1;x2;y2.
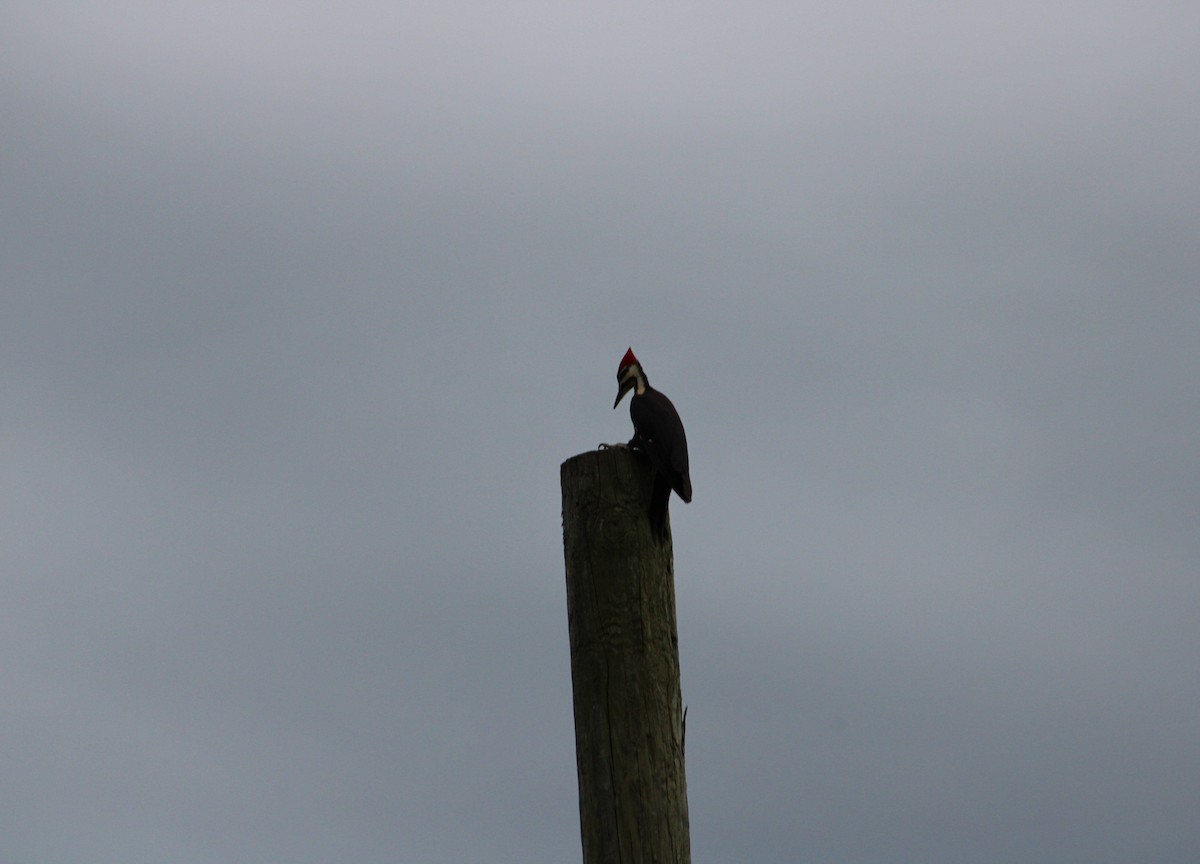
613;347;692;541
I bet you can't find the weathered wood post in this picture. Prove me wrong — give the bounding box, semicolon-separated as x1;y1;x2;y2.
560;447;690;864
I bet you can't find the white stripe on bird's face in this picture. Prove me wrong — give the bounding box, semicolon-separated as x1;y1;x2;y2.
618;363;647;396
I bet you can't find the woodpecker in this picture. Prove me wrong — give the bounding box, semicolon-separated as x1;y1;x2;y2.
613;347;692;542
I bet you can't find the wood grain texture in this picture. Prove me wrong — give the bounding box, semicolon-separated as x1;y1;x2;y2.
561;448;690;864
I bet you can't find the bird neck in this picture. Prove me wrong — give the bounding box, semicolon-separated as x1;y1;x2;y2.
629;366;648;396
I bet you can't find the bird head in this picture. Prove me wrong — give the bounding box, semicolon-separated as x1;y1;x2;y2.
614;346;645;408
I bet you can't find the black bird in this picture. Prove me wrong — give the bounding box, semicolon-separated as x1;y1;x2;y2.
613;347;692;541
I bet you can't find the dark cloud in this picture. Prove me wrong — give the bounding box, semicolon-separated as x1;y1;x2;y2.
3;3;1198;862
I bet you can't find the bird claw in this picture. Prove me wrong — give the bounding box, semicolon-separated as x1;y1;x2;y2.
598;442;629;450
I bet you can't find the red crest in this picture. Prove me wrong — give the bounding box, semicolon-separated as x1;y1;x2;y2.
618;347;638;371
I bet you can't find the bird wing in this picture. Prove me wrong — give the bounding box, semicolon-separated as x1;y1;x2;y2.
632;389;691;500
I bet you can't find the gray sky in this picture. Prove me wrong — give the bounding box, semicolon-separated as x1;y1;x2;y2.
4;3;1198;862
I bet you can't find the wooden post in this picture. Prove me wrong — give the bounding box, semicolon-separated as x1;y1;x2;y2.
560;448;690;864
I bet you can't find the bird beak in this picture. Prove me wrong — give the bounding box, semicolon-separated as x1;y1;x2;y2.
614;377;634;409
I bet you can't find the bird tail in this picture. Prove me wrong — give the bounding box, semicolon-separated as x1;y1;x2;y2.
649;473;672;544
675;473;692;504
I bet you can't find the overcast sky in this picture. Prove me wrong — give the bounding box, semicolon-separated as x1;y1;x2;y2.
4;3;1199;862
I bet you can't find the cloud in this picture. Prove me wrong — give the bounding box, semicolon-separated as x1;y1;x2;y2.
3;3;1199;861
